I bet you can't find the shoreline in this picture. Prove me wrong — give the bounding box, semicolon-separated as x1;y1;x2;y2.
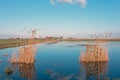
63;38;120;42
0;39;61;49
0;38;120;49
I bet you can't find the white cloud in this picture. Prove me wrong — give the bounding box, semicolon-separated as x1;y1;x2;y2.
50;0;56;5
76;0;87;7
58;0;73;4
50;0;87;7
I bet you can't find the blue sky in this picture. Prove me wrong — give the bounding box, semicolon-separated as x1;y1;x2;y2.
0;0;120;38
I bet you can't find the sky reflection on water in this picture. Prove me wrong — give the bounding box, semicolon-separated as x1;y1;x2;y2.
0;42;120;80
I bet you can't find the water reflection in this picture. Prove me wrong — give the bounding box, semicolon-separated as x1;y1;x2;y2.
80;61;108;80
12;63;37;80
46;61;108;80
46;69;78;80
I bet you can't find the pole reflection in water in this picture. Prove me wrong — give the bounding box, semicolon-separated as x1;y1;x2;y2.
12;63;37;80
80;61;108;80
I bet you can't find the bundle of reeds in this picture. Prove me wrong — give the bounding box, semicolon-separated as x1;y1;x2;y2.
80;45;108;62
10;29;37;64
80;33;110;63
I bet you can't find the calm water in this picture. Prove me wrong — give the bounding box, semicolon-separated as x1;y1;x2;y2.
0;41;120;80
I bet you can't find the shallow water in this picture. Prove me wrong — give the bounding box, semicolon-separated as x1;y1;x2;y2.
0;41;120;80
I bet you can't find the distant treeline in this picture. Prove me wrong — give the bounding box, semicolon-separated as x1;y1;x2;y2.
64;38;120;42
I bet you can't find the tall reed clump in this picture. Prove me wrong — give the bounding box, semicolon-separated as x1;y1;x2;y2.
80;33;111;62
10;29;37;64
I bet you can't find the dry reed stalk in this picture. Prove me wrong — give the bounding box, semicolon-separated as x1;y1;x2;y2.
80;33;111;63
10;29;37;64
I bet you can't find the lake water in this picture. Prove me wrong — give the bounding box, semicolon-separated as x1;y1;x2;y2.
0;41;120;80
